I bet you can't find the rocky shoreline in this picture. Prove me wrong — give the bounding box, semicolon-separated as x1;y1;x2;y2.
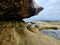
28;20;60;30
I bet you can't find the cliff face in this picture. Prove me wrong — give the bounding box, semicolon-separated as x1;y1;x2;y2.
0;0;43;21
0;0;60;45
0;21;60;45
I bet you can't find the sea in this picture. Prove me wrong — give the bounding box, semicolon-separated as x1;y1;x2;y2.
40;30;60;40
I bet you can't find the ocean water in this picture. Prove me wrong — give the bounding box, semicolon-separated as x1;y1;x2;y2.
40;30;60;40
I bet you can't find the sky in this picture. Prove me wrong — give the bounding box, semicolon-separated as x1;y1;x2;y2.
23;0;60;21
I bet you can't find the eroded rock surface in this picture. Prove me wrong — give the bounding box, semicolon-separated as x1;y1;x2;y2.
0;0;59;45
0;0;43;21
0;21;60;45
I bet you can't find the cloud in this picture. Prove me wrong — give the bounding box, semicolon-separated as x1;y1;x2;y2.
49;0;60;3
24;0;60;21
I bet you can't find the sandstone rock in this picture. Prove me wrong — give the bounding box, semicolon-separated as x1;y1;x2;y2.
0;0;59;45
0;21;60;45
0;0;43;21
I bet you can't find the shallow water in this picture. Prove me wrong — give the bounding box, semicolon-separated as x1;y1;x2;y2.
40;30;60;40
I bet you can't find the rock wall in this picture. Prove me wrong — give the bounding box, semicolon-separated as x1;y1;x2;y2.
0;21;60;45
0;0;59;45
0;0;43;21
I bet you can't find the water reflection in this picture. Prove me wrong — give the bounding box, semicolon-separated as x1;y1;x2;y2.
40;30;60;40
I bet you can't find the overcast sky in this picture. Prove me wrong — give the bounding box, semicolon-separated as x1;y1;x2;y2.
24;0;60;21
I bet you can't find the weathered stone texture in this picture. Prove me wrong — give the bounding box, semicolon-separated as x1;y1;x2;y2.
0;0;43;21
